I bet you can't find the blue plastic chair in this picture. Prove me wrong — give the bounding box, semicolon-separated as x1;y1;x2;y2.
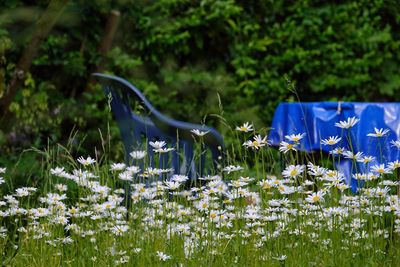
92;73;224;180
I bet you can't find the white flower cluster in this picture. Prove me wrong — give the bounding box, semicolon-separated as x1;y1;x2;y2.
0;118;399;265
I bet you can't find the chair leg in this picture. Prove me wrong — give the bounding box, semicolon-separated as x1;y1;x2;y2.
183;142;194;179
199;143;206;178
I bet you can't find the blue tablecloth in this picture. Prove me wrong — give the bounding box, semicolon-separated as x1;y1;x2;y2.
269;102;400;191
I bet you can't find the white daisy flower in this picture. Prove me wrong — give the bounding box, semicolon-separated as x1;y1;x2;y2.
222;165;244;174
352;173;367;180
143;167;163;176
329;147;346;155
110;163;126;171
133;248;142;254
118;171;133;181
259;179;273;190
342;151;364;161
55;184;68;192
357;156;375;164
126;165;141;174
191;129;210;136
282;165;305;179
164;181;181;190
370;164;391;175
305;191;325;203
388;160;400;170
285;133;306;142
111;225;129;236
272;255;287;261
77;156;96;166
154;147;175;153
130;150;147;160
321;136;341;146
149;141;166;150
373;187;390;198
156;251;171;261
50;167;66;176
278;141;297;153
334;116;359;129
171;174;189;183
243;135;269;150
390;140;400;149
307;162;327;176
367;128;390;138
236;122;254;132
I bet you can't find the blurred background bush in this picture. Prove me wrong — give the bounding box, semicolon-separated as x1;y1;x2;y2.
0;0;399;168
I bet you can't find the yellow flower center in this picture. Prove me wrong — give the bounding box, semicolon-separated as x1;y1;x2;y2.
262;183;271;190
290;169;298;177
312;195;321;202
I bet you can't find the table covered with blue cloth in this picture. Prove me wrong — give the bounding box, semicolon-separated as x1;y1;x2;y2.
269;102;400;191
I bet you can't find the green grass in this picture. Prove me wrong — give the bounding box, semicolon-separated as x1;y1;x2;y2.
0;121;399;266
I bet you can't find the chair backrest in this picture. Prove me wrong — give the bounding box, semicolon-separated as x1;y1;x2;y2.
92;73;224;179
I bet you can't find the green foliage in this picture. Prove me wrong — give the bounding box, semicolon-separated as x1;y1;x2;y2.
0;0;400;157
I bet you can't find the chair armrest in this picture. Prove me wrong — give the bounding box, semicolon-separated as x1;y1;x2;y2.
92;73;224;150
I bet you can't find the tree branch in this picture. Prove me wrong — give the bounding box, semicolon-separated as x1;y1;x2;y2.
0;0;69;117
86;9;121;92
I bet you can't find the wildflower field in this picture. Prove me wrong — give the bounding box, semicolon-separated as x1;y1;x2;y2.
0;118;399;267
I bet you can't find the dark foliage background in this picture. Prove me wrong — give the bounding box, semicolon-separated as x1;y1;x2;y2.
1;0;399;167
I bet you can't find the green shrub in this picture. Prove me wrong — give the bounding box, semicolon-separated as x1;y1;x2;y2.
0;0;399;157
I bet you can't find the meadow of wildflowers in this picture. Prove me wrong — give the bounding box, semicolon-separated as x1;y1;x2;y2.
0;118;399;266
